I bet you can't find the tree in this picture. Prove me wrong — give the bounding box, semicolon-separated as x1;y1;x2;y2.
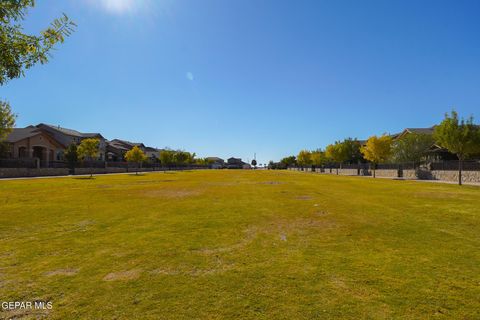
159;150;175;167
360;135;393;178
1;1;74;154
77;138;100;177
173;151;194;166
251;159;257;169
434;111;480;185
195;158;212;166
0;1;76;85
64;143;78;172
0;101;16;145
339;138;363;164
391;133;434;164
310;149;327;167
325;143;347;164
297;150;312;168
280;156;296;168
125;146;147;175
325;142;349;174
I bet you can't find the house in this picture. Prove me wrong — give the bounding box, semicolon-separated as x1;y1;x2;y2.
108;139;146;151
105;140;128;161
36;123;106;160
206;157;225;169
393;127;435;140
227;157;246;169
357;126;460;161
5;124;106;166
144;147;162;162
5;126;65;166
106;139;146;161
392;126;459;161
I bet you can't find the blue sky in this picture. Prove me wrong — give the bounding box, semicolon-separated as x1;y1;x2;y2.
2;0;480;164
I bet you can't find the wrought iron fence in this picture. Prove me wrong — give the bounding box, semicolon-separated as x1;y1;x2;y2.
0;159;210;170
0;158;37;168
428;160;480;171
289;160;480;172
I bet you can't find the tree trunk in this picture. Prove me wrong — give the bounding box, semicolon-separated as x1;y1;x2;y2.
458;157;463;186
90;164;93;178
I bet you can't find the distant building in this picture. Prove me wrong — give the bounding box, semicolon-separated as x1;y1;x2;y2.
4;124;163;165
144;147;162;162
392;126;457;161
5;126;64;164
206;157;225;169
359;126;467;161
227;157;247;169
106;139;148;161
37;123;106;160
5;124;106;166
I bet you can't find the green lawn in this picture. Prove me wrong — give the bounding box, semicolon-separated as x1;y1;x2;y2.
0;170;479;319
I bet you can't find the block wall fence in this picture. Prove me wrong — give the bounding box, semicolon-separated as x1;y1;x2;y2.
0;167;193;179
288;167;480;184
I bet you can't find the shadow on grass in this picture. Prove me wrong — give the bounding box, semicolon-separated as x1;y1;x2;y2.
72;176;95;180
128;173;146;176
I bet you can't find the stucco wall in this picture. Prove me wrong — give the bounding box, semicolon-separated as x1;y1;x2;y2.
13;134;60;159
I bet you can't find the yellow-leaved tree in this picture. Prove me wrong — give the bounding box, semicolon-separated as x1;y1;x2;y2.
297;150;312;168
360;135;392;178
310;149;327;167
325;142;348;175
125;146;147;175
77;138;100;178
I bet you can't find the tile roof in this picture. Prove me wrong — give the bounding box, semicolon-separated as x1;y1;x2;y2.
110;139;145;148
5;126;40;143
206;157;224;161
404;127;435;135
41;124;83;137
39;124;104;138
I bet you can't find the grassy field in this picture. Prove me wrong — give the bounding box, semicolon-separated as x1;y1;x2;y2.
0;170;479;319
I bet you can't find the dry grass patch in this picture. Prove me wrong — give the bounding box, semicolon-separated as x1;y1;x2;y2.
44;269;79;277
103;269;142;281
295;195;314;200
142;189;201;199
